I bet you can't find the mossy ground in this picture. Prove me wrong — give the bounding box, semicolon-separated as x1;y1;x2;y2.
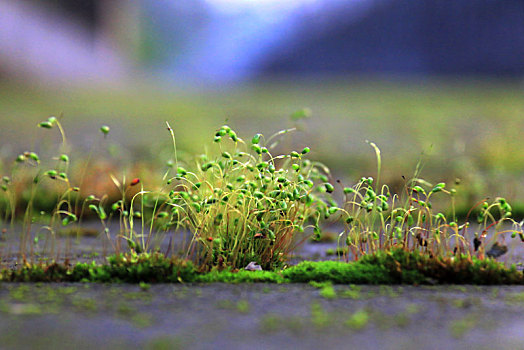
1;249;522;285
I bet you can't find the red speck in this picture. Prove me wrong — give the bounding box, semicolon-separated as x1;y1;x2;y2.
206;237;214;242
130;178;140;186
254;233;264;239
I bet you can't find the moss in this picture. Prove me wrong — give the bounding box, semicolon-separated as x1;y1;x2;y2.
345;309;369;330
0;249;521;285
340;285;362;300
283;260;395;284
310;302;330;328
0;252;197;284
259;314;305;334
309;281;338;299
236;300;250;314
194;269;285;284
449;315;479;338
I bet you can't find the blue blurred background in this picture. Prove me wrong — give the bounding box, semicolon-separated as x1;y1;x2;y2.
2;0;523;83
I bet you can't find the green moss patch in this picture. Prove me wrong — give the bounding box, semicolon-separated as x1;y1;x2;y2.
0;249;521;285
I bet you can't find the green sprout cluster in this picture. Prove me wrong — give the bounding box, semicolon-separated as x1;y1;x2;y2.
338;169;523;261
156;125;334;269
0;116;522;275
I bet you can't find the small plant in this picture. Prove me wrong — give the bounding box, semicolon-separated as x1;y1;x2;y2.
336;143;523;261
162;125;334;269
0;115;522;280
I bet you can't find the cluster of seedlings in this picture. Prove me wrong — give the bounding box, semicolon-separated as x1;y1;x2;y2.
0;115;522;283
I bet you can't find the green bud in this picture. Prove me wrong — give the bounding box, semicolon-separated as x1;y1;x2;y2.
324;183;334;193
256;162;268;170
252;145;262;154
229;130;238;142
60;154;69;162
269;190;280;198
28;152;40;163
301;147;310;154
412;186;425;194
202;162;213;171
431;182;445;193
251;134;261;144
46;170;58;178
303;180;314;188
502;202;512;213
39;121;53;129
435;213;445;221
100;125;110;135
366;188;376;200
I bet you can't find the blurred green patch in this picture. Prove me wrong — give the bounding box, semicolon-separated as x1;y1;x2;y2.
2;78;524;214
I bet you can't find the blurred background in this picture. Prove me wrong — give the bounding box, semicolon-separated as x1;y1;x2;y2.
1;0;524;215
